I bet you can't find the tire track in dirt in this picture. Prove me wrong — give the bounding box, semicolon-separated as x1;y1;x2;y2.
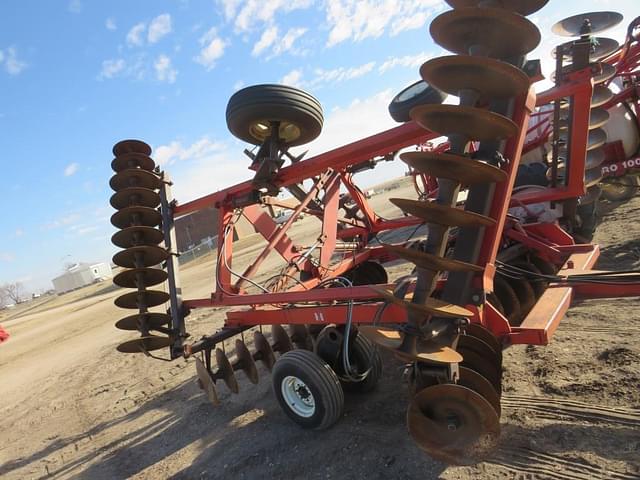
560;323;640;335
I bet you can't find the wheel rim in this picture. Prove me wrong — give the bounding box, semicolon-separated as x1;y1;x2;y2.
281;375;316;417
249;121;301;144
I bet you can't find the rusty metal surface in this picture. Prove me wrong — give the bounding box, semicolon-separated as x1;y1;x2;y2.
112;245;169;268
444;0;548;16
113;267;168;288
111;152;155;172
372;287;474;319
195;356;220;406
234;339;259;384
384;244;483;273
390;198;496;228
116;335;172;353
114;290;170;309
253;331;276;370
215;348;239;393
458;366;501;416
110;168;161;191
110;187;161;210
112;139;152;156
552;11;623;37
115;312;171;331
110;206;162;229
111;226;164;248
401;151;507;185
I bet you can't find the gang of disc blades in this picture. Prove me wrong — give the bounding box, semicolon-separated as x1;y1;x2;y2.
552;11;623;37
384;244;483;273
111;226;164;248
195;356;220;406
110;187;161;210
457;335;502;375
579;184;602;205
115;312;171;331
254;331;276;370
557;107;609;131
410;104;518;142
111;152;155;173
457;346;502;393
271;324;294;353
465;323;502;359
113;267;168;288
110;206;162;229
289;324;314;351
420;55;530;100
112;245;169;268
110;168;161;191
430;8;541;58
358;326;464;364
407;384;500;465
401;151;507;185
215;348;239;393
372;286;475;319
558;128;607;151
114;290;170;309
458;366;501;416
553;62;616;84
113;139;152;156
585;166;604;188
444;0;548;16
552;37;619;61
116;335;172;353
235;339;259;384
390;198;496;228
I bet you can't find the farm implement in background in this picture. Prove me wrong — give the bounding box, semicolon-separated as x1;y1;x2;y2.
107;1;640;465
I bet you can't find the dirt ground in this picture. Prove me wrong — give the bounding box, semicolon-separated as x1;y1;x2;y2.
1;179;639;480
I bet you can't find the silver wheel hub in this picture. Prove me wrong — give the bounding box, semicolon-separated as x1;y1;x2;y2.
281;375;316;418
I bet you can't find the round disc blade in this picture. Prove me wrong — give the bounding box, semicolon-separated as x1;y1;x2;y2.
444;0;548;16
215;348;239;393
110;187;161;210
420;55;530;100
588;108;610;130
114;290;170;309
111;153;155;173
113;139;152;156
552;37;619;61
410;104;518;142
194;357;220;406
465;323;502;359
111;206;161;229
111;226;164;249
579;184;602;205
458;335;502;373
289;324;314;351
458;366;501;417
384;244;483;273
112;245;169;268
558;128;607;151
117;335;171;353
110;168;161;191
552;11;623;37
234;339;259;384
115;312;170;331
401;151;507;185
271;324;293;353
113;267;168;288
430;8;540;58
390;198;496;228
586;147;606;169
372;286;475;319
552;61;616;84
254;331;276;370
585;166;604;188
407;384;500;465
457;346;502;394
591;85;613;108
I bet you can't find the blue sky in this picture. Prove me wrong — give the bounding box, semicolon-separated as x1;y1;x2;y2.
0;0;637;292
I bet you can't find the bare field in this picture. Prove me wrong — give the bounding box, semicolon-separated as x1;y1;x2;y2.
1;182;639;480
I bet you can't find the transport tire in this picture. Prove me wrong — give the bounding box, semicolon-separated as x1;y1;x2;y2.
340;334;382;394
226;84;323;146
388;80;446;123
273;349;344;430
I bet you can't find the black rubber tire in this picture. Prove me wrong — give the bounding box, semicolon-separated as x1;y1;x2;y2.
601;175;638;202
507;276;537;320
226;84;323;146
272;350;344;430
343;261;388;286
340;334;382;394
388;80;446;123
493;275;522;326
510;261;546;298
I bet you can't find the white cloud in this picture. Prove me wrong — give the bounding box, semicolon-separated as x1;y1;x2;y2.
281;69;303;87
325;0;442;47
98;58;125;79
64;163;79;176
231;0;313;32
154;137;226;166
105;17;117;30
154;54;177;83
252;26;306;58
233;80;245;91
15;228;24;237
148;13;172;44
252;26;278;56
194;28;226;70
378;52;432;74
219;0;243;20
4;47;27;75
127;22;146;47
309;61;376;88
68;0;82;13
0;252;15;262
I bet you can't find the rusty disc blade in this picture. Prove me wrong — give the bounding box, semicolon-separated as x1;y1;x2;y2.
113;267;168;288
114;290;170;309
430;8;540;58
111;226;164;249
194;357;220;406
458;335;502;373
117;335;171;353
558;128;607;151
234;339;259;384
215;348;239;393
254;331;276;370
110;187;161;210
579;184;602;205
390;198;496;228
410;104;518;142
407;383;500;465
111;206;161;229
271;324;293;354
358;326;463;364
384;244;483;273
110;168;161;191
458;366;501;417
591;85;613;108
585;166;604;188
552;37;619;61
113;245;169;268
445;0;548;15
401;151;507;185
113;139;152;156
552;11;623;37
588;108;610;129
115;312;171;331
586;147;606;169
420;55;530;100
552;61;616;84
289;324;315;351
111;153;155;173
465;323;502;359
373;286;474;319
457;345;502;394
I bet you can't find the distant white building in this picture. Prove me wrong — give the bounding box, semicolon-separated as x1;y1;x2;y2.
52;262;113;294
